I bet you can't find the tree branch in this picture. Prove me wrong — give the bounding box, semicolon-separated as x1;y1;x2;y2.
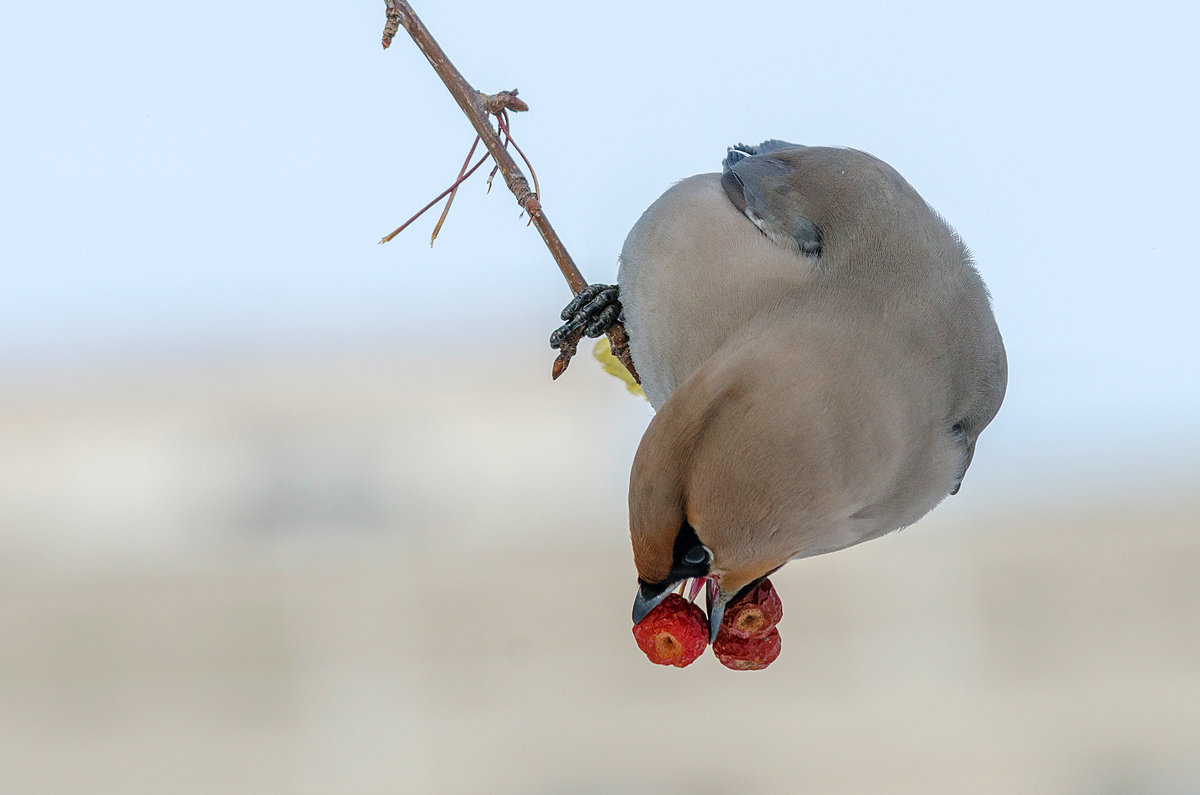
381;0;638;383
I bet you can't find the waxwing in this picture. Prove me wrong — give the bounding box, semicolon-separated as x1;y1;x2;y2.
554;141;1006;640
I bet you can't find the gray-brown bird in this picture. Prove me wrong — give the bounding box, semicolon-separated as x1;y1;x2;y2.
553;141;1007;640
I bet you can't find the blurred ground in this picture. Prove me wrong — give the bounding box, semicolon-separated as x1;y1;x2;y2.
1;349;1198;794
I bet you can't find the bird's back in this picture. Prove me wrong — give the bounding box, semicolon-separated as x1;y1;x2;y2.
618;173;822;410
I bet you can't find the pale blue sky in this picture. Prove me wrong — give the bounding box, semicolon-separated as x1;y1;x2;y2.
2;1;1197;492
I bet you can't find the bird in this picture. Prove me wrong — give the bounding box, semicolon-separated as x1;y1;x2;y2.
552;140;1007;641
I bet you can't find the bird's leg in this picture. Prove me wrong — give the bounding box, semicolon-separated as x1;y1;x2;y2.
549;283;623;350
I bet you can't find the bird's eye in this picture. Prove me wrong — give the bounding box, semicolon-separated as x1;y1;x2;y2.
683;546;709;565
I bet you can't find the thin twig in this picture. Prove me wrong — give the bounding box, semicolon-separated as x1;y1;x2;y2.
379;149;491;244
380;0;639;383
430;135;481;246
496;110;541;217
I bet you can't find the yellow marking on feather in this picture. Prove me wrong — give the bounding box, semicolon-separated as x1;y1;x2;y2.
592;339;647;399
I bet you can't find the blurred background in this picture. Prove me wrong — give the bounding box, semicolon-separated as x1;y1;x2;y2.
2;1;1198;793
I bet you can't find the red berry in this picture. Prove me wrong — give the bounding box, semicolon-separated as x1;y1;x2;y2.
631;593;709;667
720;578;784;639
713;626;782;670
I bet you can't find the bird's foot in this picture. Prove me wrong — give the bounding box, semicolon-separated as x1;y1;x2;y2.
550;283;622;350
548;284;638;382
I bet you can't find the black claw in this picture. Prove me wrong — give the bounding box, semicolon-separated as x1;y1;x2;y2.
578;292;612;323
560;283;607;322
550;283;622;350
585;304;620;337
550;315;586;348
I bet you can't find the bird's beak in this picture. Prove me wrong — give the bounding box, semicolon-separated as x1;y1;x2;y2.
633;576;724;640
705;578;730;644
632;580;679;625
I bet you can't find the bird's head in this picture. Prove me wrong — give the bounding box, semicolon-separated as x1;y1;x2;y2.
632;514;792;643
627;349;805;642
